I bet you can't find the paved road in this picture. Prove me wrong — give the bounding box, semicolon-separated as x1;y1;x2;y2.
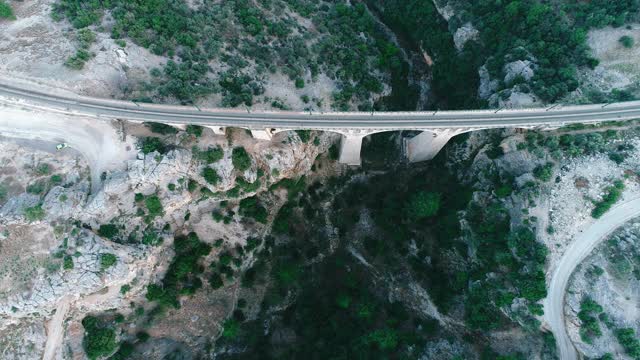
3;80;640;130
544;197;640;360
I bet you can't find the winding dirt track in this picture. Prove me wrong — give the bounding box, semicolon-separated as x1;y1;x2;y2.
544;196;640;360
42;297;70;360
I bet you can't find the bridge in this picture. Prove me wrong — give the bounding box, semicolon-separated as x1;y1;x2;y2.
2;79;640;165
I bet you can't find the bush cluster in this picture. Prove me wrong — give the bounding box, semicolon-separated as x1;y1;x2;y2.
146;232;211;308
592;180;624;218
81;316;117;360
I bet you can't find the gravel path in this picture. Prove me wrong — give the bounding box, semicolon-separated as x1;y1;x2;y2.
544;196;640;360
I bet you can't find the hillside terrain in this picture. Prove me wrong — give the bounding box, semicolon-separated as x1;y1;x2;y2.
1;0;640;359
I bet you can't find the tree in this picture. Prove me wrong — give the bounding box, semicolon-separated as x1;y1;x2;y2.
145;195;163;217
533;162;554;182
615;328;640;358
405;191;440;219
140;137;165;154
81;316;117;360
97;224;119;239
202;167;221;185
24;205;45;222
239;196;268;223
209;273;224;289
197;147;224;163
100;253;118;270
222;319;240;338
232;147;252;171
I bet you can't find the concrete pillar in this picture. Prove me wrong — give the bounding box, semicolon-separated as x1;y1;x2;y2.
405;129;461;163
250;129;273;141
339;134;367;166
205;126;226;135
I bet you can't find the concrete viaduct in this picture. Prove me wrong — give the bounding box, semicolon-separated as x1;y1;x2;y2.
2;79;640;165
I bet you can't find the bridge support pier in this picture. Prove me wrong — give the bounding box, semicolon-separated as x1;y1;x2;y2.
251;129;273;141
205;126;226;135
405;129;464;163
339;133;368;166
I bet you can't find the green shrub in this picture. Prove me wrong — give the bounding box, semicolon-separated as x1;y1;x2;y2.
615;328;640;358
136;331;150;342
140;137;166;154
50;174;63;184
146;122;178;135
202;167;221;185
65;49;92;69
81;316;117;360
578;298;603;343
405;191;440;219
142;231;162;246
533;162;554;182
26;181;46;194
100;253;117;270
209;273;224;289
198;146;224;164
592;180;624;218
63;255;74;270
232;147;252;171
0;182;6;202
495;185;513;198
222;319;240;338
77;28;96;48
145;195;163;217
0;1;15;20
328;144;340;160
236;177;260;193
239;196;268;223
36;163;51;175
146;232;211;308
187;179;198;192
619;35;635;48
295;78;305;88
24;205;45;222
296;130;311;143
97;224;119;239
120;284;131;294
186;125;203;137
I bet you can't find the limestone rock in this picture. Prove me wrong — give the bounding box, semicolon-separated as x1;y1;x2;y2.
454;23;479;51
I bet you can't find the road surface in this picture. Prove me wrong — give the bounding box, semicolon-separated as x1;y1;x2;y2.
3;80;640;130
544;197;640;360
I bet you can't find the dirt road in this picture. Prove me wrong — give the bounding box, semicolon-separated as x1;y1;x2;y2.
544;196;640;360
42;296;70;360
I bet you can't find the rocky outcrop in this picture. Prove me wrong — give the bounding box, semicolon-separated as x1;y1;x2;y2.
0;231;139;319
454;22;479;51
503;60;535;85
478;65;500;100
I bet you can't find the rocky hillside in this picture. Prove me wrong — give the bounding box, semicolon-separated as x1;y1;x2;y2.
0;122;337;359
